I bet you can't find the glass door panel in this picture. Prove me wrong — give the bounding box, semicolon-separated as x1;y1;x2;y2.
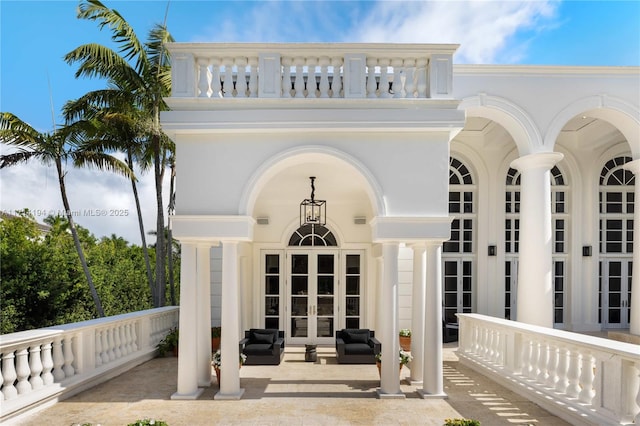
288;251;337;344
600;260;631;328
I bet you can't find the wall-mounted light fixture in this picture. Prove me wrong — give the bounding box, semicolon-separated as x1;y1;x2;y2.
256;217;269;225
488;245;497;256
582;245;592;257
300;176;326;227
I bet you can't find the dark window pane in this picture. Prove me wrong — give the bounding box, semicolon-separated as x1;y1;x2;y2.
265;276;279;294
291;318;308;337
265;317;279;329
346;255;360;274
346;276;360;295
317;255;334;274
317;276;334;295
292;255;308;273
445;277;457;291
292;276;308;295
265;297;279;315
291;297;308;316
445;262;457;275
317;317;333;337
345;318;359;329
317;296;334;315
346;297;359;316
266;254;279;273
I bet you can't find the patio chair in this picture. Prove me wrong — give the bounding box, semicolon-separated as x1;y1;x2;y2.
239;329;285;365
335;329;380;364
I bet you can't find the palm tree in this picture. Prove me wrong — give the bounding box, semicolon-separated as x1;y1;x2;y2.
0;112;132;317
64;94;156;304
65;0;174;307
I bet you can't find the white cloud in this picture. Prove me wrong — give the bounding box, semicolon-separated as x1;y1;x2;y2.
347;0;559;64
0;154;170;245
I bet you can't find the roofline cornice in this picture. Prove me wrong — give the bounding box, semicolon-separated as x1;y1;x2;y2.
454;64;640;76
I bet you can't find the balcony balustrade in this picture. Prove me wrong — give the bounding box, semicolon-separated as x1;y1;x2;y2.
0;307;178;422
166;43;457;101
457;313;640;426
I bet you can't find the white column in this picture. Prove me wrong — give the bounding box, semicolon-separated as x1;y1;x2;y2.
172;242;203;399
197;244;212;387
419;241;446;398
377;242;404;398
511;152;564;328
410;244;426;384
375;247;384;333
215;241;245;400
624;159;640;335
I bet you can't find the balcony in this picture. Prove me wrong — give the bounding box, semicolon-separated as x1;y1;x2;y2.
166;43;457;103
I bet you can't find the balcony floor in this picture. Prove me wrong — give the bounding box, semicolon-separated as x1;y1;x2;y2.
11;344;570;426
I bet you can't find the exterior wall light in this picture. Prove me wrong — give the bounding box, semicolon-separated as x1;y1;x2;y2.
300;176;326;226
583;245;592;257
488;245;497;256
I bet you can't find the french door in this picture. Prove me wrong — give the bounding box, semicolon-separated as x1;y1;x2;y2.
287;250;338;344
599;259;632;328
442;259;473;325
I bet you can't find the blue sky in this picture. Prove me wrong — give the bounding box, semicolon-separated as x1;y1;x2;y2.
1;0;639;243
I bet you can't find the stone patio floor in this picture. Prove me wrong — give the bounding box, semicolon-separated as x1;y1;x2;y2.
9;344;570;426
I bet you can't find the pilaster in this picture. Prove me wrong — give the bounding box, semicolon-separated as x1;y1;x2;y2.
624;159;640;335
410;244;426;384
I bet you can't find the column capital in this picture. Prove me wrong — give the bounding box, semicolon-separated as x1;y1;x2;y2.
623;158;640;174
510;152;564;172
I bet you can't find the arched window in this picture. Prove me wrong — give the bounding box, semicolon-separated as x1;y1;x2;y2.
288;224;337;247
599;155;633;327
443;157;475;326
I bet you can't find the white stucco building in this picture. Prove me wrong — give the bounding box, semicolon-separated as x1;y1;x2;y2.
160;43;640;401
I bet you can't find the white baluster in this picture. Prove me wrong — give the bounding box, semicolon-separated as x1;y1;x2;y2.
52;337;65;381
566;348;581;398
520;337;532;377
107;328;116;361
125;323;133;354
95;329;103;366
15;348;31;394
2;351;18;399
483;327;491;360
416;58;428;98
222;57;234;98
529;339;540;380
391;58;404;98
197;58;210;98
330;57;342;98
555;345;570;393
293;58;305;98
235;57;248;97
308;57;318;98
536;341;548;383
491;330;501;364
248;57;258;98
131;322;139;352
545;342;558;387
634;362;640;424
486;328;494;361
114;325;122;359
578;352;595;404
41;342;54;386
366;58;378;98
28;345;44;389
62;335;75;377
211;58;222;98
403;59;416;98
378;59;390;98
282;57;292;98
318;56;330;98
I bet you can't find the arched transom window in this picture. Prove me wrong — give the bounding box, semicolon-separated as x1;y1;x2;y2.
288;224;337;247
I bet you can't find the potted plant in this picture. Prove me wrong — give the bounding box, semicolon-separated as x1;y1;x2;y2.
211;326;221;352
399;328;412;351
212;349;247;384
375;349;413;377
444;419;480;426
156;327;179;357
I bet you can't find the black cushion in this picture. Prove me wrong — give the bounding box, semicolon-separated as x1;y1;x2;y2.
343;329;369;344
344;343;373;355
250;329;276;344
243;343;273;355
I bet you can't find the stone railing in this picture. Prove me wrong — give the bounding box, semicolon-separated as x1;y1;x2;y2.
0;307;179;422
166;43;458;100
457;314;640;426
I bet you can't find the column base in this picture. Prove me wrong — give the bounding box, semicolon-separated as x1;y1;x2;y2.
214;388;245;400
171;388;204;400
376;388;406;399
409;379;423;386
198;378;212;387
417;389;448;399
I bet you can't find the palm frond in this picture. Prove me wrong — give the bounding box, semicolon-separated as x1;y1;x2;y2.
0;112;42;147
71;150;134;179
64;43;143;92
0;150;42;168
77;0;149;75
